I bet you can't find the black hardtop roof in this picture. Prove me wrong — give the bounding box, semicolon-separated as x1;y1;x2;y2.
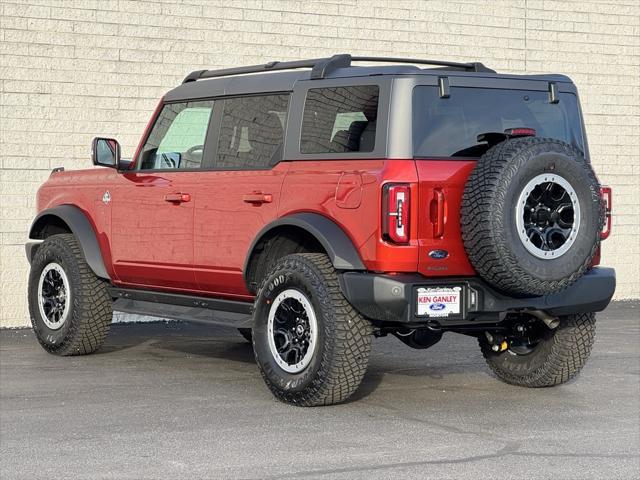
165;54;573;102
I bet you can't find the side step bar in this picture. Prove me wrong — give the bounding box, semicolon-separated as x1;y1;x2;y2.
110;287;253;328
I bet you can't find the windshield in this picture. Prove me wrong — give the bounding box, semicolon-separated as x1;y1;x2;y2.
413;86;585;158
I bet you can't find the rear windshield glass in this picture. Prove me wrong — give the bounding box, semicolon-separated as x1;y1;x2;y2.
413;86;584;158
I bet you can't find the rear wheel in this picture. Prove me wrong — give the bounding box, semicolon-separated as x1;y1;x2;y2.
28;234;112;355
479;312;596;387
252;253;372;406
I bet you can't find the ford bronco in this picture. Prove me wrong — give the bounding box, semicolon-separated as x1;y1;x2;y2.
26;55;615;406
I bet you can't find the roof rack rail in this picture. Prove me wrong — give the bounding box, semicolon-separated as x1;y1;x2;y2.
182;54;494;83
350;56;495;73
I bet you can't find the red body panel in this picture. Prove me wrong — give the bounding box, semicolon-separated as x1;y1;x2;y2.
280;159;421;273
36;169;118;280
193;163;289;299
414;160;477;277
35;156;480;298
109;171;200;290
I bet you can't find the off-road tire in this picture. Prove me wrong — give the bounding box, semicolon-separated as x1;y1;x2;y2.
461;137;604;296
252;253;372;406
237;328;252;343
479;312;596;387
28;234;112;355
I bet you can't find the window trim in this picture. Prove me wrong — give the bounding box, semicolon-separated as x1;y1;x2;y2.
284;77;391;161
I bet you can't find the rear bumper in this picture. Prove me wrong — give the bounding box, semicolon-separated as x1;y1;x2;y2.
339;267;616;326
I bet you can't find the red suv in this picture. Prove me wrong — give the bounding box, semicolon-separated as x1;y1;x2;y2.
26;55;615;406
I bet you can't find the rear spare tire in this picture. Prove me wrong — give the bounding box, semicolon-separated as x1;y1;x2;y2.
461;137;604;296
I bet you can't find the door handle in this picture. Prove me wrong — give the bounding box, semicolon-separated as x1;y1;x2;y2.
164;193;191;203
242;192;273;204
430;189;445;238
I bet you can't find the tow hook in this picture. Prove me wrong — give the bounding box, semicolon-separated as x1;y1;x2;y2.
485;332;508;352
373;329;388;338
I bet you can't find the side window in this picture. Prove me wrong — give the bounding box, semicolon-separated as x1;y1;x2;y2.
215;94;289;169
139;100;214;170
300;85;379;154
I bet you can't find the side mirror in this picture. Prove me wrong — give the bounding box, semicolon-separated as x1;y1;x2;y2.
91;137;121;168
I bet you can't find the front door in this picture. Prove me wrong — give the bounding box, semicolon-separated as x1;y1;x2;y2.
110;100;215;291
194;93;290;297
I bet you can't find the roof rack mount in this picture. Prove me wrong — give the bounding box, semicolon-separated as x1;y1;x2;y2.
182;54;494;83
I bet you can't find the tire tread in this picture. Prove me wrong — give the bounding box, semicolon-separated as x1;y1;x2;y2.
479;312;596;387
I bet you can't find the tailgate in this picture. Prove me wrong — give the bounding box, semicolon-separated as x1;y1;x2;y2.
415;159;476;277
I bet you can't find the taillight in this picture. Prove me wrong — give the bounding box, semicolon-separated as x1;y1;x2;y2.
600;186;612;240
382;184;411;244
504;127;536;137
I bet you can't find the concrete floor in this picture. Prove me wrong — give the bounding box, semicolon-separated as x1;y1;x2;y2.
1;302;639;479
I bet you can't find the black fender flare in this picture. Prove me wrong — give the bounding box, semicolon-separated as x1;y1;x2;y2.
27;205;110;280
243;212;366;282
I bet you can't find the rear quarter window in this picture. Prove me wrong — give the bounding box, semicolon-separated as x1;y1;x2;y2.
412;86;585;158
301;85;379;154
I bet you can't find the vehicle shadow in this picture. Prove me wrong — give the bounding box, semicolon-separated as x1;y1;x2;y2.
347;371;385;402
96;322;492;402
159;338;256;365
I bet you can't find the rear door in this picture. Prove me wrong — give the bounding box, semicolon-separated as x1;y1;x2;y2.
110;100;214;290
193;94;290;297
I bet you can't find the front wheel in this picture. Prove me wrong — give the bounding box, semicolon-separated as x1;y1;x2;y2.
479;312;596;387
237;328;252;343
28;234;112;355
252;253;372;406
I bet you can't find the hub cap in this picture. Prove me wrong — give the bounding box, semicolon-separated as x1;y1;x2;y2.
37;263;70;330
267;289;318;374
516;174;580;259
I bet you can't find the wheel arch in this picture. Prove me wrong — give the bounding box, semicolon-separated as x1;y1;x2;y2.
243;213;365;292
27;205;110;280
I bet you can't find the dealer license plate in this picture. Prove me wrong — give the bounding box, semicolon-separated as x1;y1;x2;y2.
416;286;462;317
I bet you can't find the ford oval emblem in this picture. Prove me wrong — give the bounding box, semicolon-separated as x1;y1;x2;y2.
429;249;449;260
430;303;446;311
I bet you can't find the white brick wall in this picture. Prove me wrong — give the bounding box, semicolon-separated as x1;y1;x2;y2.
1;0;638;327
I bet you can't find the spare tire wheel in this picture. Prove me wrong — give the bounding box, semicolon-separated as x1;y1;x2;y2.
461;137;604;296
